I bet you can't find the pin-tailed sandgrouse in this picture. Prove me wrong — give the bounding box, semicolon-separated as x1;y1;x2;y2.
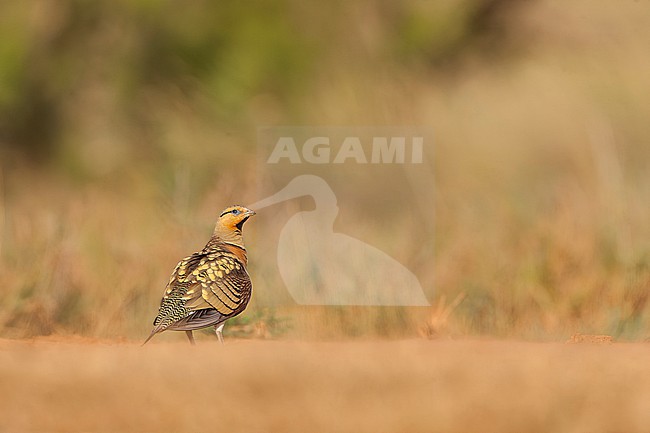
144;205;255;345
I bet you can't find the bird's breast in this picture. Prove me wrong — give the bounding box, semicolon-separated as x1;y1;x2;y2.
221;243;248;267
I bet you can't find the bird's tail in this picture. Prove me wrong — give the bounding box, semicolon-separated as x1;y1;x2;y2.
141;329;157;346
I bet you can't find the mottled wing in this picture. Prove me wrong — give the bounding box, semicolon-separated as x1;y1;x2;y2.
162;253;202;300
182;254;252;316
151;251;251;334
150;253;203;332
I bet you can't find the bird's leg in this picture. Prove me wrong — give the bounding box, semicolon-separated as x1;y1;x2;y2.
215;322;225;344
185;330;196;345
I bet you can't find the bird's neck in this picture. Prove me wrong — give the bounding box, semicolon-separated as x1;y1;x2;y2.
213;223;243;244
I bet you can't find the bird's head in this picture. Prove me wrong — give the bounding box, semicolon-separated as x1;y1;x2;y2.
213;205;256;246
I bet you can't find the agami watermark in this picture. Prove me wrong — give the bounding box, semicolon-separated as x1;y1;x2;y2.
267;136;424;164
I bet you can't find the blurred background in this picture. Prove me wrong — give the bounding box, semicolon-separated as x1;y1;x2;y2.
0;0;649;341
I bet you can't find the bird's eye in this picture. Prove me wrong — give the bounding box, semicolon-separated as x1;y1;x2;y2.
232;209;241;215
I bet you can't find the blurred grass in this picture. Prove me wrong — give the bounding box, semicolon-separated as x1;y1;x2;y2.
1;0;649;341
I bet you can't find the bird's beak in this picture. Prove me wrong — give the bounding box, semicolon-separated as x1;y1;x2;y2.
245;208;256;216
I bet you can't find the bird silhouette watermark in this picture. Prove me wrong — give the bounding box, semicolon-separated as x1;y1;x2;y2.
249;174;430;306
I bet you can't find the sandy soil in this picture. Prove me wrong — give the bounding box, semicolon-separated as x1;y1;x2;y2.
1;338;649;433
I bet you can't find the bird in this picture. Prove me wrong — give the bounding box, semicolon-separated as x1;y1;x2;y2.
143;205;256;345
248;175;429;306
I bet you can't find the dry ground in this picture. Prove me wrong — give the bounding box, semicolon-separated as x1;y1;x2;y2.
1;338;649;433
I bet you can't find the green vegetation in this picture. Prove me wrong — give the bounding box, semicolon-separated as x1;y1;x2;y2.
1;0;649;341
